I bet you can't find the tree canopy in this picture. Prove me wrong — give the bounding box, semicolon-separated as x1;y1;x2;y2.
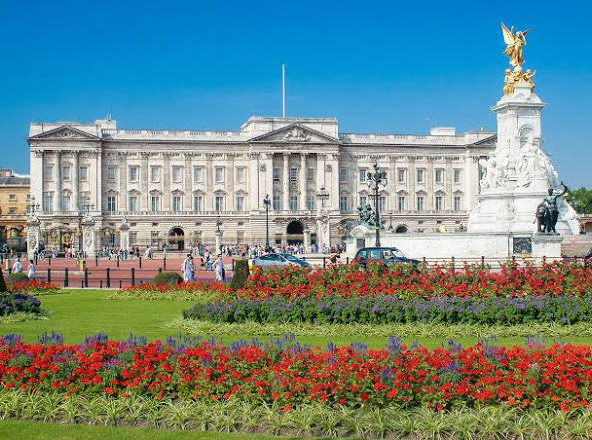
566;187;592;214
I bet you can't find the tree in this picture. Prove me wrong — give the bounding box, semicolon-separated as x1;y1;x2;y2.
0;268;8;293
566;187;592;214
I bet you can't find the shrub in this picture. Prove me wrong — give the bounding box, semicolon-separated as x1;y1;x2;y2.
0;269;7;293
153;271;183;285
230;259;249;291
0;292;41;316
7;272;28;282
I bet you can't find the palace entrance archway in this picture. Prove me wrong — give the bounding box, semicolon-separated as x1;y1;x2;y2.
168;227;185;250
286;221;304;244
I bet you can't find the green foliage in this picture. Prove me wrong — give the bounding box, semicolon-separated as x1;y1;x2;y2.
7;273;28;282
566;186;592;214
152;272;183;285
2;390;592;438
0;269;7;293
168;317;592;339
230;260;249;291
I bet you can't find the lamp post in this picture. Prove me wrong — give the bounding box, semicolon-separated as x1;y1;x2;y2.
316;187;330;249
263;194;271;249
77;204;94;253
366;162;387;247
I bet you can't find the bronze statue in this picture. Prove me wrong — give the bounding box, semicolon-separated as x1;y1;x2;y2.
536;182;568;234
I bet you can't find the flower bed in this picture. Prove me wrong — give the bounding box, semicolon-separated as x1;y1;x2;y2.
2;333;592;411
110;281;229;301
8;280;61;296
234;262;592;300
183;294;592;325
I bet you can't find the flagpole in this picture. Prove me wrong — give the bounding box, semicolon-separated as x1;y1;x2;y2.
282;63;286;117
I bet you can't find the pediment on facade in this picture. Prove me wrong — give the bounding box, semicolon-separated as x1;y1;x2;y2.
249;123;338;144
29;125;101;141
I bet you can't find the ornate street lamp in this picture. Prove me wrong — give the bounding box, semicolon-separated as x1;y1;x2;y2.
366;162;387;247
263;194;271;249
27;197;40;215
216;214;221;233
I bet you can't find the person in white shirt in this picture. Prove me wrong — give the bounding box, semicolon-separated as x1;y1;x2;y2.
27;260;35;280
213;254;225;282
12;258;22;274
181;255;194;282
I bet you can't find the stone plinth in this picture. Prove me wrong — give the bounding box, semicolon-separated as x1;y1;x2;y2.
26;215;40;260
81;217;96;258
531;233;563;260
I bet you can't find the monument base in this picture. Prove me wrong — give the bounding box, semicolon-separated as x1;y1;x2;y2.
348;225;564;262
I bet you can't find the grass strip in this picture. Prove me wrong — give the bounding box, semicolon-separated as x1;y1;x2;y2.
0;390;591;439
0;312;48;324
168;318;592;339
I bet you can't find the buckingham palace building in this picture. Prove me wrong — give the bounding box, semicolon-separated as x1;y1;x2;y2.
27;116;495;253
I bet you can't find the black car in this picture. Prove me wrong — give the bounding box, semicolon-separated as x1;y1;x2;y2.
354;247;420;269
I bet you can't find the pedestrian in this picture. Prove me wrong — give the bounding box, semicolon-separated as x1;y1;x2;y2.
182;254;194;282
27;260;36;280
12;258;22;274
213;253;225;282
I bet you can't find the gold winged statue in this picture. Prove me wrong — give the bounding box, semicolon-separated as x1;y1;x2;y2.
501;22;531;67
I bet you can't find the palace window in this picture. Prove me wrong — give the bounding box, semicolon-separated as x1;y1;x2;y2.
150;166;161;183
193;166;203;183
272;195;281;211
454;169;462;184
435;169;444;184
397;169;406;183
417;169;425;184
106;196;116;212
129;196;139;212
43;193;53;212
129;232;138;245
172;195;182;212
79;194;90;210
236;196;245;211
8;207;16;214
215;195;224;212
129;166;139;182
290;168;298;182
107;166;117;182
60;194;71;211
235;167;245;183
150;195;160;212
44;165;53;181
307;168;314;182
215;167;225;183
289;196;298;210
79;166;88;181
435;196;444;211
193;195;203;212
417;196;425;211
398;196;406;211
339;168;348;183
359;196;367;206
151;231;159;246
454;196;462;211
359;169;367;183
8;194;16;201
339;196;349;212
172;166;183;183
62;166;71;181
306;195;315;211
237;231;245;243
273;168;280;182
379;196;387;211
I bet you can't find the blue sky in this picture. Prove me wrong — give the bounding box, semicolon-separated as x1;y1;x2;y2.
0;0;590;187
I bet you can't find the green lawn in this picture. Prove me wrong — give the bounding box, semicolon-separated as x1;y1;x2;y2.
2;289;592;348
0;420;315;440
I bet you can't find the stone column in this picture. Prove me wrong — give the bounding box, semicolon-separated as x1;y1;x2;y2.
299;153;307;210
215;230;223;254
249;153;259;212
328;154;339;211
184;154;192;211
30;151;44;212
119;219;130;251
205;154;214;211
427;157;435;210
162;154;171;211
408;156;416;210
303;227;311;252
445;157;453;211
26;216;41;260
73;151;80;211
54;152;62;212
140;153;149;211
82;217;96;258
95;151;103;213
282;153;290;211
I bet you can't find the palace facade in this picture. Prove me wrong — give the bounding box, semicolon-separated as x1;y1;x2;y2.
0;169;30;251
28;116;495;252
